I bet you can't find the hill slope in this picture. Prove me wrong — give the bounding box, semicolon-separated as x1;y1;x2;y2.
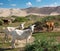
0;6;60;17
23;6;60;16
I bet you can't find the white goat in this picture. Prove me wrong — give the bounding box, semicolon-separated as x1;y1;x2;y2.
3;22;25;42
20;22;25;30
10;25;35;48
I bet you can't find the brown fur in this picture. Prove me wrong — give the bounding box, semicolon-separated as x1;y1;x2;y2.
46;21;54;31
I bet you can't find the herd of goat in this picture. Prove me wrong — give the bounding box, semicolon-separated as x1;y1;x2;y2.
3;21;54;48
3;22;35;48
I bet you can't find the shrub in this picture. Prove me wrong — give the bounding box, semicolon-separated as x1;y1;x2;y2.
34;21;44;30
26;15;40;21
41;16;55;23
13;17;28;22
55;22;60;27
11;15;18;18
0;19;4;25
25;36;60;51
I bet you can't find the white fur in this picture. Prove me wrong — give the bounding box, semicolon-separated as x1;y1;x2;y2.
20;22;25;29
30;25;35;33
3;27;16;42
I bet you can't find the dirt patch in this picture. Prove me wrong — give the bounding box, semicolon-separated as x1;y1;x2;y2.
52;28;60;32
56;36;60;42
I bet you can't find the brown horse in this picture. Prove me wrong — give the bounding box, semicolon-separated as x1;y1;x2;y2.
46;21;54;31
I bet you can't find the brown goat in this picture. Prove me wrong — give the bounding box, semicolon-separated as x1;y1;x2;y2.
46;21;54;31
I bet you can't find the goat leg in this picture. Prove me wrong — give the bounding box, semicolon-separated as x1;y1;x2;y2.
11;38;15;48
